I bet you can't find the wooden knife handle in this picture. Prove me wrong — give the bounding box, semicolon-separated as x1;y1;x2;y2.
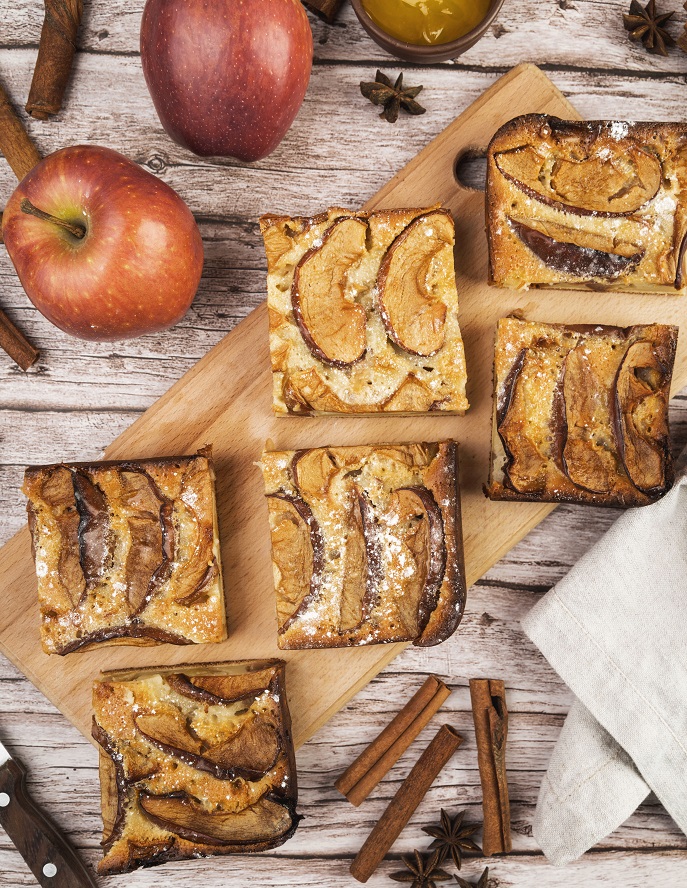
0;758;97;888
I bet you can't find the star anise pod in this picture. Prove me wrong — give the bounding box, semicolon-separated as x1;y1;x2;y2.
422;809;483;870
623;0;675;56
360;70;426;124
455;867;490;888
390;849;451;888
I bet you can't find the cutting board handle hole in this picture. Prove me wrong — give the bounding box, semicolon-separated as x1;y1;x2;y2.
454;148;487;191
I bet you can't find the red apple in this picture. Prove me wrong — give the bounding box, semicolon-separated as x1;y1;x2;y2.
1;145;203;340
140;0;313;162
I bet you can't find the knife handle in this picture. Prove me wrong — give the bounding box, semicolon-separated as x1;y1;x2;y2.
0;758;97;888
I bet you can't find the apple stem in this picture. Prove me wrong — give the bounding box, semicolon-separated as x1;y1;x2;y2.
20;198;86;239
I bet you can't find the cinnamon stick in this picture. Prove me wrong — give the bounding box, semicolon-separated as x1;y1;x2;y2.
0;82;42;180
349;724;463;883
0;307;39;371
26;0;83;119
336;674;451;806
302;0;345;24
469;678;511;856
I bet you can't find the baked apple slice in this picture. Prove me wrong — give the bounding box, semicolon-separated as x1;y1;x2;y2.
166;666;277;706
203;715;281;774
377;211;451;356
387;486;446;638
495;143;661;216
291;447;339;499
31;467;86;609
508;219;643;280
614;340;670;494
266;493;324;632
338;489;381;632
136;711;278;782
560;341;618;494
71;469;113;588
139;792;296;846
291;216;368;366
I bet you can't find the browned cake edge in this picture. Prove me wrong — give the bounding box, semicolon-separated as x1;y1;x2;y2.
23;446;227;654
485;319;678;507
485;114;687;292
92;659;299;875
267;442;466;650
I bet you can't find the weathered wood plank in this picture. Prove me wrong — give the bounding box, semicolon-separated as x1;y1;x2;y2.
2;0;686;76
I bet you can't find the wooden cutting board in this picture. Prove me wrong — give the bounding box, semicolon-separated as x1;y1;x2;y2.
1;63;686;749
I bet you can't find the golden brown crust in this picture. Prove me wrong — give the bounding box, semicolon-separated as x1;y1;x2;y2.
259;442;466;649
486;115;687;292
23;449;226;654
93;660;299;875
486;318;677;506
260;206;469;415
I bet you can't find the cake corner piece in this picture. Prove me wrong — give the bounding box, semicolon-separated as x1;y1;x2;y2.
23;448;226;654
486;114;687;293
487;317;677;507
92;659;299;875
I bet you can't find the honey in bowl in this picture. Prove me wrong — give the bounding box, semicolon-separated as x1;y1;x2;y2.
361;0;491;46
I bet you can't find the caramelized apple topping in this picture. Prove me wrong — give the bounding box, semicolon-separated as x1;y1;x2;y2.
71;469;113;588
114;468;176;613
166;667;276;705
387;487;446;636
561;342;618;493
136;712;202;757
509;219;644;279
283;368;352;414
495;142;661;215
498;345;567;494
338;489;373;632
203;715;280;774
267;494;324;632
139;793;295;846
38;467;86;608
381;373;435;412
377;211;451;356
615;340;670;493
291;448;339;499
135;710;276;782
170;459;218;606
291;216;368;366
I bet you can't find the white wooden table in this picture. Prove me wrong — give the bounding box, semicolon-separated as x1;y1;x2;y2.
1;1;687;885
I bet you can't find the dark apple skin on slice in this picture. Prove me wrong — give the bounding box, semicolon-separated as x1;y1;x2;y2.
399;485;447;638
71;469;113;589
491;322;677;506
376;210;452;357
494;145;661;218
138;791;300;851
508;219;644;281
613;339;675;497
291;216;368;368
266;492;325;633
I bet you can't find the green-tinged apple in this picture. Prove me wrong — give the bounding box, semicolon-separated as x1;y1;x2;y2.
2;145;204;340
140;0;313;162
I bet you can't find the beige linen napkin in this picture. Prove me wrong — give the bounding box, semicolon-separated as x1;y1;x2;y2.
522;458;687;865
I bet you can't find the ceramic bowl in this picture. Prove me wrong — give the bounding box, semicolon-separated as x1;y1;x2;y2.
350;0;506;63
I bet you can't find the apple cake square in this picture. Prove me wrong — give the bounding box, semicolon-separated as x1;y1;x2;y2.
486;317;677;506
23;447;226;654
260;206;469;414
487;115;687;292
92;659;299;874
259;441;466;648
